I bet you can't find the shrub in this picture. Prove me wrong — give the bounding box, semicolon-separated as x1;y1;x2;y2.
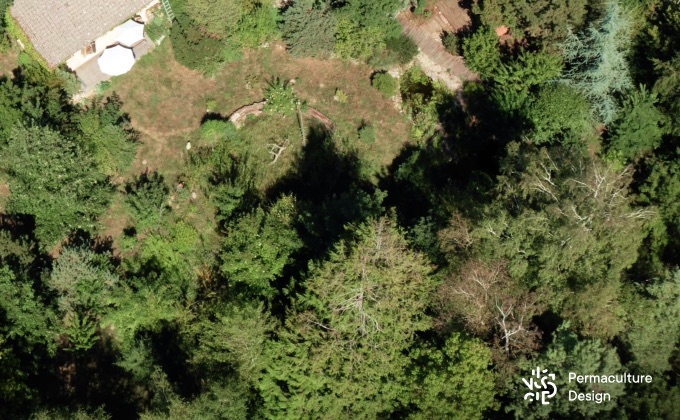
441;32;460;55
334;88;349;103
371;72;398;97
205;98;218;112
200;120;238;145
95;81;112;95
358;124;376;144
263;78;297;116
414;0;430;17
124;171;170;230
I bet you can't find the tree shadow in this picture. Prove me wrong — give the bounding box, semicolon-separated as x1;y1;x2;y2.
379;80;515;234
264;123;383;304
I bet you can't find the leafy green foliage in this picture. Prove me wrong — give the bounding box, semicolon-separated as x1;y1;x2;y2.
562;1;634;124
525;83;592;144
124;171;170;230
507;323;625;418
464;28;562;111
1;126;111;247
472;0;588;43
371;71;398;97
75;94;137;176
358;123;377;144
190;303;271;384
281;0;337;58
626;271;680;373
407;333;498;419
609;85;669;160
263;78;297;116
169;0;277;73
260;218;435;418
220;195;302;299
441;31;460;55
1;1;679;417
400;67;458;140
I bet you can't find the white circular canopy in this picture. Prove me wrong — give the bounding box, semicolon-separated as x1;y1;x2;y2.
98;45;135;76
116;20;145;47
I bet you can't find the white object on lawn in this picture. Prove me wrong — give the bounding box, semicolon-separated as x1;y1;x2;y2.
98;45;135;76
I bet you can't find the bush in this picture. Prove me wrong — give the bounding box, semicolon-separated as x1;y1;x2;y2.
373;34;418;66
414;0;430;17
200;120;237;145
371;72;398;97
358;124;376;144
441;32;460;55
124;171;170;230
95;81;112;95
334;88;349;103
146;13;171;44
263;78;297;115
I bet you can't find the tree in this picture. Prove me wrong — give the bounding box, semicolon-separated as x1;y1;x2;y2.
0;266;55;408
460;144;649;338
281;0;337;58
472;0;588;43
625;270;680;373
220;195;302;299
124;170;171;230
0;126;111;247
525;83;593;145
562;1;634;124
190;303;272;384
406;333;498;419
259;218;436;418
185;0;258;38
335;17;386;61
463;28;562;112
47;247;120;351
609;85;669;160
435;259;544;356
75;94;137;177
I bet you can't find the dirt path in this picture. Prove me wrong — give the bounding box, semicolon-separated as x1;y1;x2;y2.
398;0;477;90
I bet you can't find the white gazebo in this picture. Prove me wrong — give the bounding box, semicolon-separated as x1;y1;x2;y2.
116;20;145;47
98;45;135;76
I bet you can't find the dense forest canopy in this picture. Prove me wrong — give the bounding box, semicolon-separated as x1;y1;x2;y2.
0;0;679;418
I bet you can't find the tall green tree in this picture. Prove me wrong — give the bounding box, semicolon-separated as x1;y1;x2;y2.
48;247;120;351
280;0;338;58
562;0;634;124
260;218;436;418
0;126;111;247
625;270;680;373
220;195;302;299
406;333;498;419
507;323;625;419
609;85;669;160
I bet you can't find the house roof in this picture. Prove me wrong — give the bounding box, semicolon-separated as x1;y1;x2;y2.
12;0;151;67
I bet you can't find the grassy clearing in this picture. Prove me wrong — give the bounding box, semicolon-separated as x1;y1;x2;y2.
110;42;411;178
103;41;413;248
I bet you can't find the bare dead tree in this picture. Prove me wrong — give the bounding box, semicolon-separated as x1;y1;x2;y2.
267;139;290;165
436;259;543;356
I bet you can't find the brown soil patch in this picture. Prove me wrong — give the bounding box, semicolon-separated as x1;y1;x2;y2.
0;50;18;78
112;41;412;173
398;0;477;90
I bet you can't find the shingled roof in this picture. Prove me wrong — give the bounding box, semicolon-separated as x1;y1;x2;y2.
12;0;151;67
